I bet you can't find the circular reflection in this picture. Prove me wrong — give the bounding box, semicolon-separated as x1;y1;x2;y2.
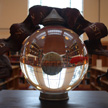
20;26;89;93
41;52;63;75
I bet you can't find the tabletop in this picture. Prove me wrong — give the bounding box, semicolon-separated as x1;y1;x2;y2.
0;90;108;108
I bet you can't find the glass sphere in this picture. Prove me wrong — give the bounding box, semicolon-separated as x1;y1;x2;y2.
20;26;89;94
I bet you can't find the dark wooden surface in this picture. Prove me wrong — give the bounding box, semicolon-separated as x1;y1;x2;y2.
0;90;108;108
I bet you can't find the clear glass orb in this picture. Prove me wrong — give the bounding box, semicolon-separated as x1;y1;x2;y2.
20;26;89;94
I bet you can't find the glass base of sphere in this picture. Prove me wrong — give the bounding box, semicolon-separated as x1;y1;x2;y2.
39;92;69;101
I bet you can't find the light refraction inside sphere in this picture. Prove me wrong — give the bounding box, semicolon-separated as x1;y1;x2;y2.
20;26;89;93
41;52;63;75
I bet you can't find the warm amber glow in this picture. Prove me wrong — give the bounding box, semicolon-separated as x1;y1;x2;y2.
41;36;45;39
22;58;25;63
65;36;69;40
37;86;42;90
31;45;34;48
36;30;40;33
26;42;29;45
66;87;72;91
84;60;87;64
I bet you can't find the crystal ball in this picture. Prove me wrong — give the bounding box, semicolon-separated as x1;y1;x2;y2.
20;26;89;93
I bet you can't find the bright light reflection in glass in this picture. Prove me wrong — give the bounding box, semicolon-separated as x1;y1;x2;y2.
20;62;28;78
81;63;88;79
66;86;72;91
65;36;69;40
63;32;73;40
69;66;82;85
43;68;66;89
37;86;42;90
36;32;46;39
25;64;39;85
48;29;62;35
